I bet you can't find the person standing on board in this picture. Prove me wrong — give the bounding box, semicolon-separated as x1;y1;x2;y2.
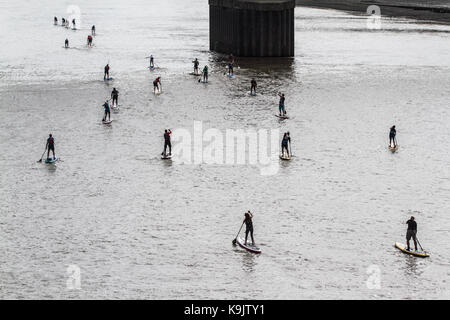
91;25;96;36
62;18;66;26
278;92;286;116
72;18;76;29
193;58;199;75
162;129;172;156
46;134;56;160
104;64;110;80
389;125;397;148
54;17;58;25
149;55;155;69
111;88;119;107
406;216;418;251
87;35;93;47
153;77;162;93
227;63;234;76
102;100;111;122
244;211;255;246
229;53;235;64
202;65;208;83
281;132;291;157
250;79;257;95
64;38;69;48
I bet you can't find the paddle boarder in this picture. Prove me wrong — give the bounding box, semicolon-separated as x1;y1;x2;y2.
87;35;93;47
227;63;234;76
62;18;66;26
111;88;119;107
281;132;291;157
46;134;56;160
201;65;208;83
243;211;255;246
64;38;69;48
104;64;110;80
406;216;418;251
389;125;397;148
54;17;58;25
149;55;154;69
278;92;286;116
72;18;76;29
251;79;257;95
102;100;111;121
153;77;162;93
91;25;96;36
193;58;199;75
162;129;172;156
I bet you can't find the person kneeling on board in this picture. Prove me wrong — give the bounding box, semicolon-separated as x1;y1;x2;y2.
102;100;111;121
389;125;397;148
244;211;255;246
46;134;56;160
281;132;291;157
162;129;172;156
111;88;119;107
278;92;286;116
251;79;257;95
406;216;418;251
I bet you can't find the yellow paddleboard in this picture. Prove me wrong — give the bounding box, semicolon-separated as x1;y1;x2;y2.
395;242;429;258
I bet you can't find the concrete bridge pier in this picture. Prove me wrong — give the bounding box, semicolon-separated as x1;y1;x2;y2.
209;0;296;57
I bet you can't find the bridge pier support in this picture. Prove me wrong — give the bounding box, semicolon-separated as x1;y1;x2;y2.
209;0;295;57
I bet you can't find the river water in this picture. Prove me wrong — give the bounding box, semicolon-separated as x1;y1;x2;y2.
1;0;449;299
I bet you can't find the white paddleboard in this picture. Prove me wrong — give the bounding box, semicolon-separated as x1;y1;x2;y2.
279;154;291;161
236;237;261;254
161;154;172;160
389;145;399;152
102;119;112;124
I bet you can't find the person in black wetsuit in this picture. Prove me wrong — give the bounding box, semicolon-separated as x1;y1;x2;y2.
406;216;418;251
162;129;172;156
104;64;110;80
91;25;96;36
72;18;76;29
281;132;291;157
193;58;199;75
389;125;397;147
102;100;110;121
243;211;255;246
111;88;119;107
227;63;234;76
46;134;56;160
62;18;66;26
251;79;257;95
64;38;69;48
54;17;58;25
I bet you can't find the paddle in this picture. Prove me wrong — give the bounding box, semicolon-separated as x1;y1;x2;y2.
232;221;245;245
416;237;426;252
37;147;47;163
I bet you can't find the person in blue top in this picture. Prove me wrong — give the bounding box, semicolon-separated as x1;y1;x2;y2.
102;101;111;121
278;92;286;116
281;132;291;157
46;134;56;160
228;63;234;76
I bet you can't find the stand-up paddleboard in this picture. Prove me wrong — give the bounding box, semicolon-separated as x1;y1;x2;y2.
161;153;172;160
154;90;162;95
148;66;155;70
236;237;261;254
45;157;59;164
248;91;257;96
275;114;289;119
279;154;291;161
190;72;201;76
199;79;209;83
104;77;113;81
102;119;112;125
226;73;235;78
395;242;429;258
389;145;399;152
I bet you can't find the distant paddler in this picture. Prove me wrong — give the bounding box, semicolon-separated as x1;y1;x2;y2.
64;38;69;48
200;65;208;83
250;79;257;95
153;77;162;94
281;132;291;158
102;100;111;122
278;92;286;116
91;25;96;36
104;64;110;80
54;17;58;25
111;88;119;107
227;63;234;76
193;58;199;75
87;35;93;47
45;134;56;161
243;211;255;246
406;216;418;251
389;125;397;148
147;55;155;69
162;129;172;157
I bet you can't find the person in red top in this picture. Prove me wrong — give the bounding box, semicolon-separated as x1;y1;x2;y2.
153;77;162;94
87;35;93;47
